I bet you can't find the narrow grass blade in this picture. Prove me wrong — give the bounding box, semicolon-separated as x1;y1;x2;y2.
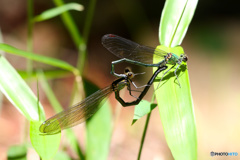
53;0;85;52
132;100;157;125
30;121;61;160
34;3;84;22
53;0;86;74
0;43;78;75
0;56;45;121
159;0;198;47
18;69;72;80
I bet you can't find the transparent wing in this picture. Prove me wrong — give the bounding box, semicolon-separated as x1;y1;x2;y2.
102;34;168;64
39;86;113;134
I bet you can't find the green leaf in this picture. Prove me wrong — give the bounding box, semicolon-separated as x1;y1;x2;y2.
0;56;45;121
154;45;197;160
53;151;71;160
84;80;112;160
86;100;112;160
38;70;84;159
7;145;27;160
156;1;198;159
132;100;157;125
30;121;61;160
18;69;72;80
53;0;86;74
34;3;84;22
0;43;78;75
159;0;198;47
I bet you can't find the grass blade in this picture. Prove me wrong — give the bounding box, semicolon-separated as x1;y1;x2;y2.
0;43;78;75
18;69;72;80
0;56;45;121
34;3;84;22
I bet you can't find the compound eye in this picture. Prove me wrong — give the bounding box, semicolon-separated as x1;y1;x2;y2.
183;55;188;62
124;67;131;74
184;56;188;62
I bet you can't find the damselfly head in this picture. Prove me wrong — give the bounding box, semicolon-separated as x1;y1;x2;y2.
180;54;188;62
124;67;131;74
124;67;134;79
124;67;145;79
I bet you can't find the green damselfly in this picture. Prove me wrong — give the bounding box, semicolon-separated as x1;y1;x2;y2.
102;34;188;87
39;66;167;134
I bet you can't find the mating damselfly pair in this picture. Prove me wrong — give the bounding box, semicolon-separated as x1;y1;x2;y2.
40;34;188;134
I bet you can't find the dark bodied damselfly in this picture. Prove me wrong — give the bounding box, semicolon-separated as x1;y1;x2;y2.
102;34;188;87
116;66;167;106
39;66;167;135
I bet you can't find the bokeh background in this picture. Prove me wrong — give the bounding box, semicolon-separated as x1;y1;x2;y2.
0;0;240;159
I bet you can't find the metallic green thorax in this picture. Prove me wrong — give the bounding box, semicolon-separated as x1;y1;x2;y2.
154;45;185;66
168;53;180;65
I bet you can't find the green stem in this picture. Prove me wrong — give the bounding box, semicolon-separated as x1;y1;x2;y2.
24;0;34;146
77;0;97;73
27;0;33;77
137;94;155;160
53;0;86;74
137;112;151;160
83;0;97;43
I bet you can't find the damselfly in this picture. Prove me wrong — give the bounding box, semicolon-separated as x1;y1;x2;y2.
116;66;167;106
39;66;166;135
102;34;188;87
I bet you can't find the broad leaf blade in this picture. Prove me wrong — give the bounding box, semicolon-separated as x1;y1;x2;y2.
0;56;45;121
154;46;197;160
159;0;198;47
156;0;198;159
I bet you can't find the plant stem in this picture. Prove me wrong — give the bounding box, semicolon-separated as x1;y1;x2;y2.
53;0;86;74
137;94;155;160
24;0;34;146
27;0;33;77
137;112;151;160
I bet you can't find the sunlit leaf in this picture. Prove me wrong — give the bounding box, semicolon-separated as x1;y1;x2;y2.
132;100;157;125
159;0;198;47
155;0;198;159
0;56;45;121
